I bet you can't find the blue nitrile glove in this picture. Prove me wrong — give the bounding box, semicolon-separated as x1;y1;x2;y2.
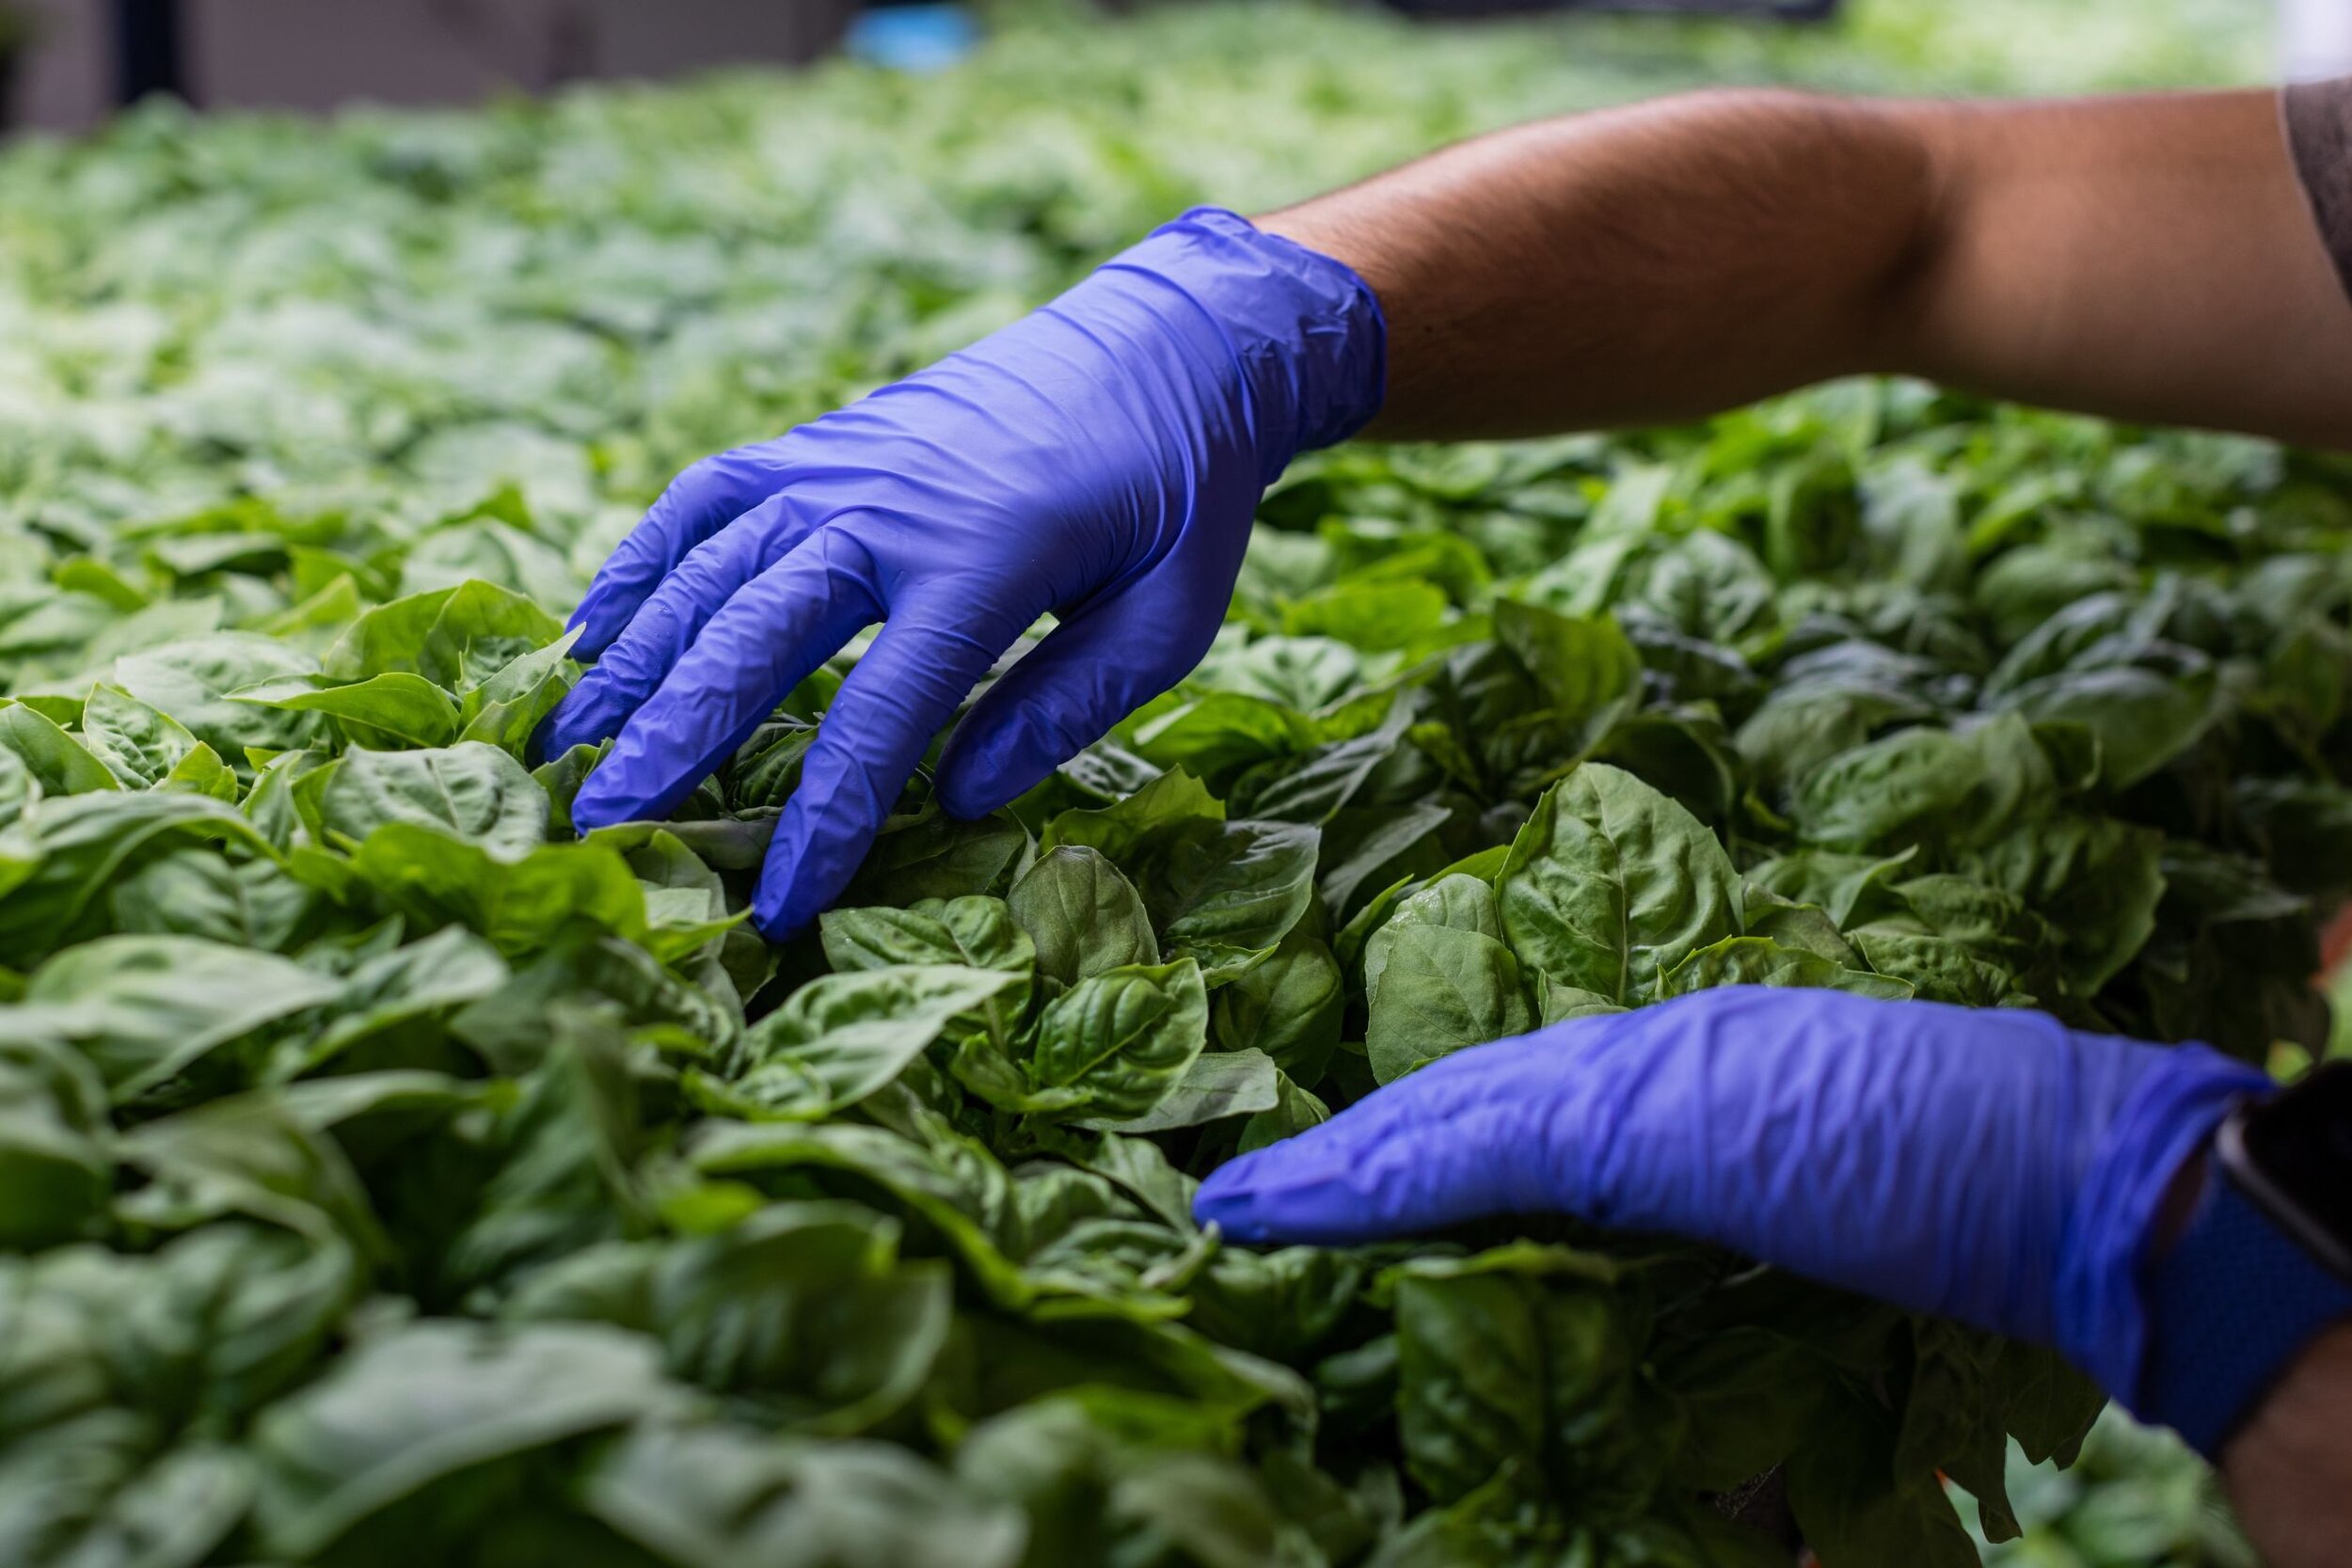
548;208;1384;936
1195;987;2350;1454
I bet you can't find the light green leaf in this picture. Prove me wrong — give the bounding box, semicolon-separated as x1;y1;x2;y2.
1491;600;1641;752
1495;764;1742;1005
456;627;581;753
0;790;274;965
322;579;565;692
0;705;118;797
591;1416;1023;1568
1237;1071;1332;1155
336;821;648;958
231;673;464;750
319;742;548;860
114;633;326;759
161;741;241;800
78;685;199;789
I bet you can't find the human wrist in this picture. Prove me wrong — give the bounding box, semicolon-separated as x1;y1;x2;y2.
1104;207;1387;479
2218;1322;2352;1568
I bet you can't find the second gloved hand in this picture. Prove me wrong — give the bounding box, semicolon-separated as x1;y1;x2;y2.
1195;987;2268;1437
546;208;1384;937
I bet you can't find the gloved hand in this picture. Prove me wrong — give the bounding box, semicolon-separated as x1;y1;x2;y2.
1196;987;2282;1448
546;208;1384;937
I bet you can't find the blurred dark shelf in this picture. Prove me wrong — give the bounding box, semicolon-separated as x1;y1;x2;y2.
116;0;185;104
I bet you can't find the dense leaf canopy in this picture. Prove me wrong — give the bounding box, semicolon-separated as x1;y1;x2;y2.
0;2;2308;1564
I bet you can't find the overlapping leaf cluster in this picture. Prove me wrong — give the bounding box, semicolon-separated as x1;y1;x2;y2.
0;2;2313;1564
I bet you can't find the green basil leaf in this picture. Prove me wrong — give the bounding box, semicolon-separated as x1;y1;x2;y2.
1495;764;1742;1005
1027;958;1209;1123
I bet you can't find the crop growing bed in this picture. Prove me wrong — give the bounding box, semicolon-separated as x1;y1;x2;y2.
0;1;2322;1564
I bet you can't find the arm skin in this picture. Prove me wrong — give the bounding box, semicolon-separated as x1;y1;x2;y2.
2225;1323;2352;1568
1259;87;2352;448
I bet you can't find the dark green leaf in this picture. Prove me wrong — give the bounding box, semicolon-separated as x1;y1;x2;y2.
250;1320;675;1560
1495;765;1742;1005
1029;959;1210;1122
1009;847;1159;988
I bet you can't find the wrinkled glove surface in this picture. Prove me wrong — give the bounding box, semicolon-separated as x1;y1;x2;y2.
1196;987;2266;1419
548;207;1383;936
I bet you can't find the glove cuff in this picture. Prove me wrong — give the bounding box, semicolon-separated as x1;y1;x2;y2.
2049;1043;2270;1418
1109;207;1388;480
2134;1139;2352;1457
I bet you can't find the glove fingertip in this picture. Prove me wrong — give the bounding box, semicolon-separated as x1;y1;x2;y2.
935;721;1057;822
565;736;671;836
933;760;1022;823
1195;1151;1259;1197
750;816;834;939
567;609;622;661
565;779;631;834
1195;1177;1376;1248
1192;1166;1274;1242
1193;1135;1377;1243
752;813;866;946
1194;1206;1273;1245
748;890;809;945
565;551;662;657
540;679;621;760
752;873;841;946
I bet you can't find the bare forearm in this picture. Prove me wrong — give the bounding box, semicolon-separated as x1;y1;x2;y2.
1262;87;2352;448
2222;1323;2352;1568
1899;91;2352;447
1260;89;1931;438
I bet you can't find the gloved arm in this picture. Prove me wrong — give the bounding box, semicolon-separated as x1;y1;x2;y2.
1195;987;2352;1460
546;209;1383;937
